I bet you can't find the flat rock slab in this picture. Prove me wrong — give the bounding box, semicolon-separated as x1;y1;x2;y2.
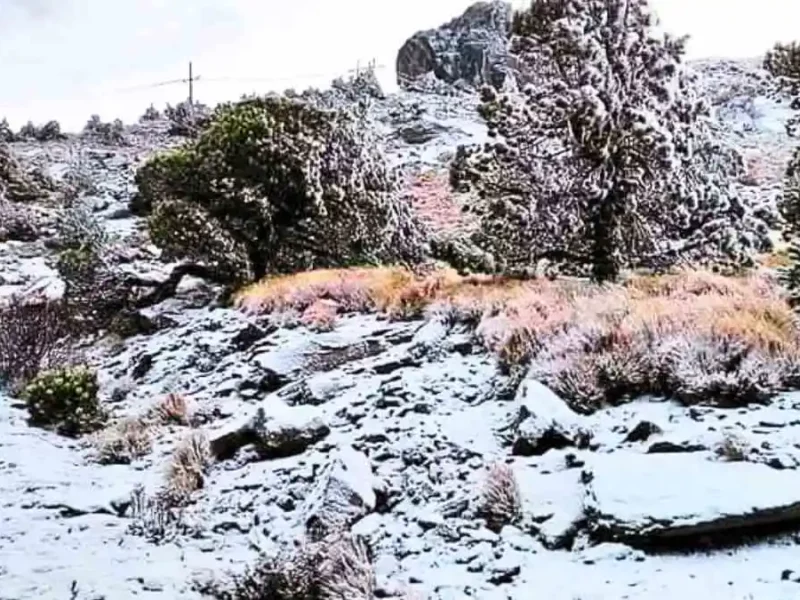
585;453;800;547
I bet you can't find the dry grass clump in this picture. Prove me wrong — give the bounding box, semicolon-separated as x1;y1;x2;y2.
196;533;375;600
165;431;213;502
235;266;512;326
300;299;339;332
714;432;752;462
494;269;800;412
759;247;792;269
91;416;153;464
149;392;191;425
479;462;522;533
236;266;800;412
128;483;188;543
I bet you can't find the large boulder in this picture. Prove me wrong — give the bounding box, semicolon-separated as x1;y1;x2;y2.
396;1;515;91
585;453;800;548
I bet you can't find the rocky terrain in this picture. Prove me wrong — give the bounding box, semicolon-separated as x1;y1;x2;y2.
2;3;800;600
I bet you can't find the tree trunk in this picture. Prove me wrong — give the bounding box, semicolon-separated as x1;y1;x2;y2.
129;263;229;309
590;191;621;283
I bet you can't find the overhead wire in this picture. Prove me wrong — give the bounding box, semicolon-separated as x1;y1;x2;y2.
111;64;388;94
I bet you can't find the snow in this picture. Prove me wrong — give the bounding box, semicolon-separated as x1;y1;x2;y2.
587;452;800;532
3;42;800;600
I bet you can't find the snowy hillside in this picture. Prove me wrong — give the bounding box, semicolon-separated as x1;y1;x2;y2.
3;3;800;599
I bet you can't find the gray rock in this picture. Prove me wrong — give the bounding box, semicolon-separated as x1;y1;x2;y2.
396;1;515;91
585;453;800;548
209;401;329;461
510;379;592;456
302;445;380;540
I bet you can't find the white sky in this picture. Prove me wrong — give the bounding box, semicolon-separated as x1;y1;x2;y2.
0;0;798;131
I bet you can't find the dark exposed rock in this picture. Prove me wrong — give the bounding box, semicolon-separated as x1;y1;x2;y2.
209;403;329;461
396;1;515;91
510;379;592;456
585;454;800;549
624;421;663;443
395;121;453;144
229;322;273;351
108;310;177;338
130;353;154;380
647;441;708;454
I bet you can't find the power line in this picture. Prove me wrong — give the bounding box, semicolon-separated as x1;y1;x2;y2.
112;60;387;95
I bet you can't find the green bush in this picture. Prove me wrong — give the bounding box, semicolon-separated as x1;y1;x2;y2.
135;95;428;286
22;365;106;436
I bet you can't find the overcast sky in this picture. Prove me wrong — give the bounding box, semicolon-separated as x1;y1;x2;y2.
1;0;798;131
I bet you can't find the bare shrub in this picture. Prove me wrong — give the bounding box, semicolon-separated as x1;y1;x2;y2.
0;197;42;242
300;300;339;332
128;484;188;544
149;392;190;425
196;533;374;600
165;431;213;502
0;294;73;389
91;417;153;464
54;198;132;333
479;463;522;533
714;432;752;462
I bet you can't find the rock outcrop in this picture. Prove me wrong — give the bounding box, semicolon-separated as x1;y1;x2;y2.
396;1;515;91
585;453;800;548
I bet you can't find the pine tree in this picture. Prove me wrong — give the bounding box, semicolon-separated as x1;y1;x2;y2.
764;41;800;82
452;0;773;282
779;122;800;305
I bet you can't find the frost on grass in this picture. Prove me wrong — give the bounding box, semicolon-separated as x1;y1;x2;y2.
197;533;375;600
90;417;152;465
237;265;800;412
165;431;214;502
128;484;188;544
149;392;191;425
300;299;339;332
479;462;522;532
480;270;800;412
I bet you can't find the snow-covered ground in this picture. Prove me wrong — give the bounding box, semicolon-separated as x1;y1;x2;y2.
1;56;800;600
5;307;800;599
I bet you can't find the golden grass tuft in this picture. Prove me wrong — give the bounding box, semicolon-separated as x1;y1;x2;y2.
234;266;515;325
235;265;800;409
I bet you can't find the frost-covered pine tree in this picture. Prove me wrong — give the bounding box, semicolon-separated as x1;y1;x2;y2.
772;41;800;304
453;0;773;282
764;41;800;82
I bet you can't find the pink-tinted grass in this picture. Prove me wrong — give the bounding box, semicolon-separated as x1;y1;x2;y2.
236;266;800;411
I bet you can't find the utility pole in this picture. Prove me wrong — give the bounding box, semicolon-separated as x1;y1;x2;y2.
188;61;194;106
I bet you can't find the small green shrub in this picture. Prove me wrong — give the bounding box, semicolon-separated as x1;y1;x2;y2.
22;365;106;436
